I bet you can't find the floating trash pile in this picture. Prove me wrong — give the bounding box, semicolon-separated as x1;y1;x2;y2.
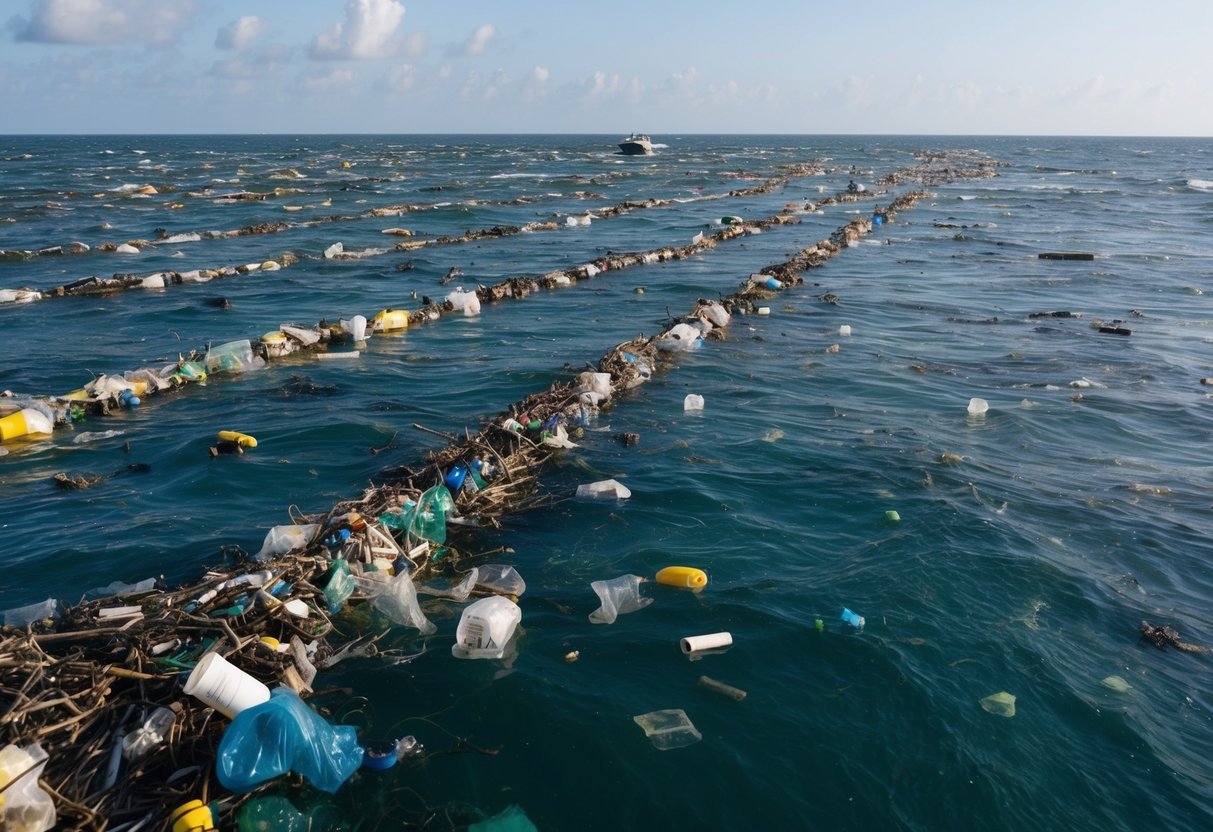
1;151;1007;831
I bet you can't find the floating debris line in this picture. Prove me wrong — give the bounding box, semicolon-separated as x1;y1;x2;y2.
0;161;829;306
0;151;998;831
0;185;858;439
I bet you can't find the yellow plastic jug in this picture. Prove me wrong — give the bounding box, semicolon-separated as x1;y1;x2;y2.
655;566;708;589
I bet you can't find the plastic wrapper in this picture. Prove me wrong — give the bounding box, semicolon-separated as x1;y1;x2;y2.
216;688;363;794
588;574;652;624
0;742;56;832
323;560;355;613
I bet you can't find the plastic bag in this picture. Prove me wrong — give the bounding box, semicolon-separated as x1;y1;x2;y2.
205;339;263;374
475;564;526;597
323;560;355;613
588;575;652;624
406;484;450;544
654;323;703;353
419;568;478;601
371;571;436;634
216;688;363;794
469;805;539;832
255;523;317;561
0;742;56;832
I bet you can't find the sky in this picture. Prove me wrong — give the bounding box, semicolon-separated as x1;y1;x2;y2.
2;0;1211;136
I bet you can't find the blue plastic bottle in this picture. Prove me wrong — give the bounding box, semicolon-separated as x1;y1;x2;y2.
841;608;865;630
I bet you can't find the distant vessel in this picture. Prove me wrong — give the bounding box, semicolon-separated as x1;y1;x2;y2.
618;133;654;156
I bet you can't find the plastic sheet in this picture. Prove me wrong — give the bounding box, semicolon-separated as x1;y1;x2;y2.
588;575;652;624
205;339;263;374
1;599;59;628
654;323;702;352
323;560;355;613
217;688;363;794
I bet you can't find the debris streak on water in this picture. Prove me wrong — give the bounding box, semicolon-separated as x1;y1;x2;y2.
2;135;1213;831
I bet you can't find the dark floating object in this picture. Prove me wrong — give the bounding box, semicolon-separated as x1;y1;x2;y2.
1038;252;1095;261
620;432;640;447
395;261;414;272
1140;620;1211;654
1098;326;1131;336
1028;310;1080;319
207;296;232;309
439;266;462;285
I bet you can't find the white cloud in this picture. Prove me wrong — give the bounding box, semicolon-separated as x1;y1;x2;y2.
381;63;415;92
14;0;198;45
309;0;407;61
215;16;266;51
461;24;496;56
300;67;358;93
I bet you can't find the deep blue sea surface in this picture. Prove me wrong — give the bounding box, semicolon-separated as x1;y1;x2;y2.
2;135;1212;831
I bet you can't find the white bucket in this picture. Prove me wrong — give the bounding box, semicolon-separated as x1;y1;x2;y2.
183;652;270;718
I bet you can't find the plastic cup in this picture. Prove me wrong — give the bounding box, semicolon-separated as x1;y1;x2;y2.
183;652;270;718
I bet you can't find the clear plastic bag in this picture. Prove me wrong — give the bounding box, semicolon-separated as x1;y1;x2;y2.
418;568;479;601
370;571;436;634
0;742;56;832
475;564;526;597
588;575;652;624
216;688;363;794
255;524;317;561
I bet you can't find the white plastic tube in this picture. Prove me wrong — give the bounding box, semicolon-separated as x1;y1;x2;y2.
680;631;733;656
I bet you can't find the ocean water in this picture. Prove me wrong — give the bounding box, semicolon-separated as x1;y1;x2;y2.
2;134;1212;831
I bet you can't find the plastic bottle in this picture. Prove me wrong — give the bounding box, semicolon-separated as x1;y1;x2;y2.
323;560;354;613
121;706;177;760
841;607;865;631
118;389;141;407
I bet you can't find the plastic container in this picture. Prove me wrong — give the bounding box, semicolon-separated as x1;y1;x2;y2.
655;566;708;589
204;339;258;374
342;315;368;341
183;652;271;718
372;308;409;332
632;709;702;750
0;408;54;441
576;479;631;500
452;596;521;660
217;430;258;448
967;397;989;415
681;632;733;656
170;799;217;832
841;608;865;630
444;464;468;494
684;393;705;412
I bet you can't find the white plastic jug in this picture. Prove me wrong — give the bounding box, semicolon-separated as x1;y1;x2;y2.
452;596;521;660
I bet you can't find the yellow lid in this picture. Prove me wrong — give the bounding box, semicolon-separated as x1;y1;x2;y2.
261;330;286;344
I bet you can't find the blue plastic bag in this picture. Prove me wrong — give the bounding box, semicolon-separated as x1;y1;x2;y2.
217;688;363;794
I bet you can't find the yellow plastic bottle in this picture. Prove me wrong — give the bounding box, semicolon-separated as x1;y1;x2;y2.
655;566;708;589
217;430;258;448
170;799;216;832
0;408;55;441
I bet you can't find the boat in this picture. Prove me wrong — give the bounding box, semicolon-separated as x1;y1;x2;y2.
618;133;654;156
